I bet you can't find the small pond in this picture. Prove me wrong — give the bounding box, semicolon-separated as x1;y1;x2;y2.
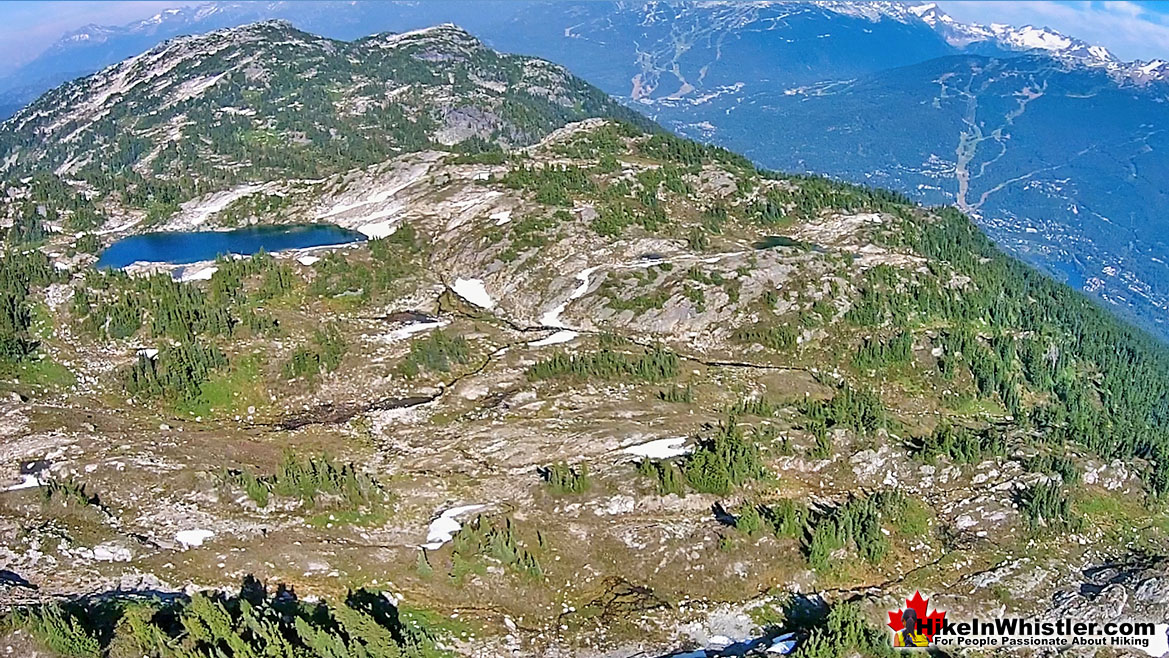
752;235;805;250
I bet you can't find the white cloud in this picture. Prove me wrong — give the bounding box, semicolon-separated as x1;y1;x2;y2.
938;0;1169;62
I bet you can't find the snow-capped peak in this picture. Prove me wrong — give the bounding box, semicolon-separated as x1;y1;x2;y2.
907;3;936;17
813;1;1164;85
1140;60;1167;75
994;24;1073;52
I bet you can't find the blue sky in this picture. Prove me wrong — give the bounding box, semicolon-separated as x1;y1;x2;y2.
0;1;199;73
1;1;1169;76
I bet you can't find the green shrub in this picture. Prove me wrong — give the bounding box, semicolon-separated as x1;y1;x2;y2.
542;462;590;494
399;329;469;378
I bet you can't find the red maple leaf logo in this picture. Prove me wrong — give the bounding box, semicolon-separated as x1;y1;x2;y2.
887;591;947;641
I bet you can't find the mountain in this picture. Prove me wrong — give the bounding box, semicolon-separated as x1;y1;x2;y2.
5;16;1169;657
7;1;1164;109
0;20;650;189
3;1;1168;339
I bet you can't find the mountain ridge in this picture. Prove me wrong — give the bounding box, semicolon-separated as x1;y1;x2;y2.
9;0;1169;109
3;17;1169;657
0;20;654;199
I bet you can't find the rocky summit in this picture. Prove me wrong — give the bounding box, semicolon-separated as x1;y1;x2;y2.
0;16;1168;658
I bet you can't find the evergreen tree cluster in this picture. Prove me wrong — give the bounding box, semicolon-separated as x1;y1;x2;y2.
1019;481;1079;533
2;173;107;234
637;132;754;172
502;164;597;206
801;384;889;457
284;324;347;380
548;121;643;160
804;491;909;572
637;420;767;495
790;601;896;658
685;421;768;494
492;210;569;263
213;192;291;228
541;462;590;495
308;228;422;303
914;423;1006;465
528;346;679;383
852;331;913;370
875;206;1169;492
0;250;56;364
657;383;694;403
6;578;443;658
78;252;289;342
38;477;102;511
734;498;810;540
399;329;470;378
733;323;798;352
7;604;100;657
226;451;384;510
124;341;227;402
5;208;49;246
450;515;543;579
589;198;668;237
934;329;1024;417
749;175;913;226
1024;453;1081;484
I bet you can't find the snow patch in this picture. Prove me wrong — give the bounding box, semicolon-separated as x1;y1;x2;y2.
451;278;494;309
768;632;798;654
177;265;218;282
358;219;398;239
540;265;601;328
4;474;42;491
620;437;692;459
528;330;579;347
384;320;449;342
297;255;320;266
1140;60;1166;75
175;529;214;549
422;504;487;550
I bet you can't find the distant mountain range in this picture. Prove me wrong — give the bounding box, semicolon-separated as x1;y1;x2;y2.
4;0;1169;335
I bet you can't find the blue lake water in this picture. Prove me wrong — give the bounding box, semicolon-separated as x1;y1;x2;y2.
96;224;365;269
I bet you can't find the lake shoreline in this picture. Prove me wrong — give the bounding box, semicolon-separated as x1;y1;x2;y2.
96;223;366;271
119;239;365;281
